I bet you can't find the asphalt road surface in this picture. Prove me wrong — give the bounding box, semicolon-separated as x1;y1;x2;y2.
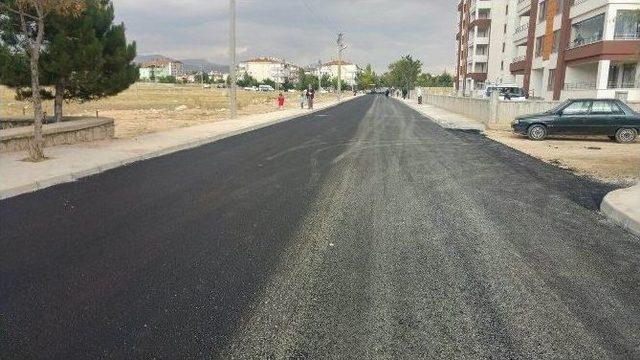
2;95;639;359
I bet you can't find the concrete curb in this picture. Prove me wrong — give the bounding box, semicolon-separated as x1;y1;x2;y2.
601;184;640;238
0;97;359;200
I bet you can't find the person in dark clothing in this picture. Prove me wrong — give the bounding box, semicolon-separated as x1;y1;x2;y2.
385;89;390;97
307;88;315;109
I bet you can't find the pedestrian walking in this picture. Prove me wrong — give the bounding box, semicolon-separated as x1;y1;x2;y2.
307;88;315;109
299;90;306;109
417;87;423;104
277;93;285;110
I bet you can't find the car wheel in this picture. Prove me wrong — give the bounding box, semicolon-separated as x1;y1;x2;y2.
615;128;638;143
527;124;547;141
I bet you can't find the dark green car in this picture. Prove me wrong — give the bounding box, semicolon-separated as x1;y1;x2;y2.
512;99;640;143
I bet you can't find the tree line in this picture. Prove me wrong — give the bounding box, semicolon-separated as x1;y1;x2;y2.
0;0;138;160
356;55;453;90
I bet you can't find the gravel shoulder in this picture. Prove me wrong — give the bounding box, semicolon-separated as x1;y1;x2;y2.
486;130;640;185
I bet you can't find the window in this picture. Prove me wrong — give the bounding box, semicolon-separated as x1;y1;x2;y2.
501;61;504;71
608;64;620;89
538;1;547;23
502;42;506;52
562;101;591;115
552;30;561;53
615;10;640;39
591;101;623;115
556;0;564;15
547;69;556;91
570;14;605;48
535;36;544;57
622;63;637;88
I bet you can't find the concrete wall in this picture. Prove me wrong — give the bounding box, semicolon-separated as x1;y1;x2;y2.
1;117;114;153
424;93;640;129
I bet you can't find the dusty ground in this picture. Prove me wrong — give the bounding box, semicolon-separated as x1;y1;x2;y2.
486;130;640;185
0;84;332;138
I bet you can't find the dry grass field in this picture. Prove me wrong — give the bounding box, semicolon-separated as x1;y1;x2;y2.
0;84;331;138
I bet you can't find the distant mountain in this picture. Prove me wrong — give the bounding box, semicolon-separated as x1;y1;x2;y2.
134;54;175;64
180;59;229;73
135;55;229;73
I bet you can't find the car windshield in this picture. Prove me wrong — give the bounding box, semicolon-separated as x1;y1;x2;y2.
544;100;572;114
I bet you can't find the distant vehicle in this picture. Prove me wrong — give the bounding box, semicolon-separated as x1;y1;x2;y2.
258;85;275;92
243;86;258;91
512;99;640;143
203;84;211;89
484;85;526;101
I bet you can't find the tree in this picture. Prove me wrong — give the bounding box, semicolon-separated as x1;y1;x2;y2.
387;55;422;90
237;72;258;87
41;0;137;122
356;64;378;89
320;73;331;89
331;77;348;91
261;78;276;88
0;0;85;160
157;75;176;84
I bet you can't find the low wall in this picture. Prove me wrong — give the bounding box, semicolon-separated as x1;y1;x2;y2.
422;94;640;130
0;117;114;152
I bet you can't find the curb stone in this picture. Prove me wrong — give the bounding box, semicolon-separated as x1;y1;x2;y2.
601;184;640;238
0;97;359;200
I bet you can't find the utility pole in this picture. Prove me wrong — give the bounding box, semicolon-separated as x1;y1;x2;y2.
317;59;322;91
336;33;347;101
200;64;204;89
229;0;237;119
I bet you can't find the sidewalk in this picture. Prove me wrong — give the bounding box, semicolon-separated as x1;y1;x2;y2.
0;96;357;200
399;97;485;131
601;185;640;238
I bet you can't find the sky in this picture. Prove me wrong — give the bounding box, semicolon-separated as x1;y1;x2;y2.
111;0;457;74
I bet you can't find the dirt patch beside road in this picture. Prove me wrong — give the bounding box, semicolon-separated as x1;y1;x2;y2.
486;130;640;185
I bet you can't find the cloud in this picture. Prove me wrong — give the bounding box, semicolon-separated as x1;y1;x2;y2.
112;0;456;74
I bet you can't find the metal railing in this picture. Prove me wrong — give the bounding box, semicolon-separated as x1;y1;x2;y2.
564;82;596;90
514;23;529;35
567;34;602;49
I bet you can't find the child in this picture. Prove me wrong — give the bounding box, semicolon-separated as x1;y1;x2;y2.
299;91;306;109
277;93;285;110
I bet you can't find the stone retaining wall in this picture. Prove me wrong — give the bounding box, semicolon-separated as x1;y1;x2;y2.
0;117;114;152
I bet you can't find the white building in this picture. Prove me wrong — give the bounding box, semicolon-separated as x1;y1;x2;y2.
139;59;184;80
319;60;360;86
508;0;640;101
456;0;519;96
238;57;299;84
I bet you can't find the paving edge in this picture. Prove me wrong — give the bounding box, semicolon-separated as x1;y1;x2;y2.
600;184;640;238
395;98;486;132
0;97;361;200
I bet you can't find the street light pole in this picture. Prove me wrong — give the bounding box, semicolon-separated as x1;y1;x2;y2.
336;33;347;102
317;59;322;91
229;0;237;119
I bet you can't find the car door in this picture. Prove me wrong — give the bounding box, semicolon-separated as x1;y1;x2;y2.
553;100;591;135
585;100;621;135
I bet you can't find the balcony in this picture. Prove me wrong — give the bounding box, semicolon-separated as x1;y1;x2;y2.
468;18;491;30
510;56;527;74
517;0;531;15
513;23;529;44
467;72;488;82
565;39;640;63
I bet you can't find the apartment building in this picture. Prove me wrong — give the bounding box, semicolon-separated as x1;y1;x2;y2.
456;0;519;95
238;57;300;84
139;59;184;80
509;0;640;101
319;60;360;86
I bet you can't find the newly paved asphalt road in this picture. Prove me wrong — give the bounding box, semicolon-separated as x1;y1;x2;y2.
2;95;639;359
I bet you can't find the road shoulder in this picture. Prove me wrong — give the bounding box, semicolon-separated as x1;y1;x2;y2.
0;96;361;200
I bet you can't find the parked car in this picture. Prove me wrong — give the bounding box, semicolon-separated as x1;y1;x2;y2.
258;85;275;92
512;99;640;143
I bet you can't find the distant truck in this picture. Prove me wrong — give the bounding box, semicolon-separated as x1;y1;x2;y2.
482;84;526;101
